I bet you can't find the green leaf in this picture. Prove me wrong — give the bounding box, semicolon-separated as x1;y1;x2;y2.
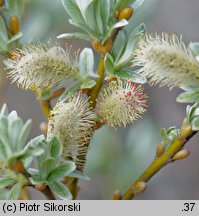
103;19;128;43
79;48;94;78
93;0;104;35
115;24;145;69
50;136;62;160
115;70;147;83
85;1;99;35
58;83;80;103
189;42;199;56
114;30;128;63
40;158;56;179
47;162;76;181
191;116;199;131
116;0;136;10
0;104;8;117
104;53;115;75
7;182;23;200
99;0;110;34
6;0;25;17
17;119;32;150
62;0;86;26
0;178;16;191
8;118;23;150
0;139;7;160
57;32;90;41
29;176;45;185
7;32;23;45
48;180;72;200
27;168;39;176
68;170;90;181
177;89;199;103
80;80;96;89
0;16;8;52
132;0;145;11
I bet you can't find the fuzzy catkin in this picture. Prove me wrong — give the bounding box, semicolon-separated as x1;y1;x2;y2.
47;96;95;166
97;79;147;128
7;42;79;90
133;33;199;88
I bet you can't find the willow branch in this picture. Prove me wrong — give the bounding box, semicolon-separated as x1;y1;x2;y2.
122;119;197;200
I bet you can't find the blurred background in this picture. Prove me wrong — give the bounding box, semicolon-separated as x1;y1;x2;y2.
1;0;199;199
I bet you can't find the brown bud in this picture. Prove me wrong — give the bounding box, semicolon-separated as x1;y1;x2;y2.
118;7;133;21
78;88;90;94
104;38;113;53
106;76;117;83
35;184;46;191
114;10;120;19
180;119;192;140
40;122;48;135
156;142;165;158
92;40;107;55
172;149;190;161
113;190;122;200
0;0;4;7
10;16;20;34
133;182;147;195
15;160;25;173
50;87;65;100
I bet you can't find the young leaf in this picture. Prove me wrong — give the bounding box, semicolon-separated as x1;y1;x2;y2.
50;136;62;160
132;0;145;11
47;162;76;181
0;16;8;51
57;32;90;41
62;0;86;26
114;30;128;62
0;104;8;117
6;0;25;17
177;89;199;103
79;48;94;78
68;170;90;181
0;139;7;160
189;42;199;56
115;70;147;83
7;32;23;45
0;178;16;191
104;53;115;75
7;182;23;200
29;176;45;185
40;158;56;179
116;0;136;10
48;181;72;200
17;119;32;150
191;116;199;131
58;83;81;103
80;80;96;89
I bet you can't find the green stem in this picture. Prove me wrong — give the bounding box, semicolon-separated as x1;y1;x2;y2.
122;125;196;200
89;57;105;108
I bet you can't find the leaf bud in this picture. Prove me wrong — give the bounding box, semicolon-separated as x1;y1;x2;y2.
133;182;147;195
92;40;107;55
35;184;46;191
10;16;20;34
40;122;48;135
104;38;113;53
156;142;165;158
118;7;133;21
0;0;4;7
172;149;190;161
114;10;120;19
180;119;192;140
113;190;122;200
